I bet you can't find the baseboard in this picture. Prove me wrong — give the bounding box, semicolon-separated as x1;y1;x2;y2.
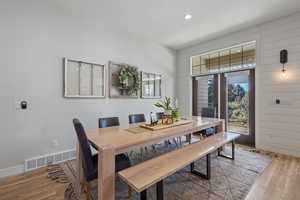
24;149;76;172
0;164;24;178
0;148;78;178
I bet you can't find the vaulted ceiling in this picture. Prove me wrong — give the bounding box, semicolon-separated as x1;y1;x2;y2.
55;0;300;49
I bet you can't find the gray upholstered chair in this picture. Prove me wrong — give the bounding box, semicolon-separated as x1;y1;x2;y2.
128;114;156;157
200;107;217;136
155;112;183;147
98;117;120;128
201;107;217;118
128;114;146;124
73;119;131;199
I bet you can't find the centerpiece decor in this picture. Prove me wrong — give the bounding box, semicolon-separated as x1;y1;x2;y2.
154;97;180;124
118;65;140;96
154;97;173;115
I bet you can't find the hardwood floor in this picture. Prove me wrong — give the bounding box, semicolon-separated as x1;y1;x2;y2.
246;155;300;200
0;155;299;200
0;167;67;200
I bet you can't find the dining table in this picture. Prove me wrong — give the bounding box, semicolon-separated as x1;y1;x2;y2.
76;116;224;200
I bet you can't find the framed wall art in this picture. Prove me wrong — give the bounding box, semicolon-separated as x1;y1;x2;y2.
141;71;162;98
109;61;139;98
64;58;106;98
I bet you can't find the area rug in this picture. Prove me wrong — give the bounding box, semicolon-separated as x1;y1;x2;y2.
58;142;272;200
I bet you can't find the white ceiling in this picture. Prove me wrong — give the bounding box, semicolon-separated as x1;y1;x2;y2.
55;0;300;50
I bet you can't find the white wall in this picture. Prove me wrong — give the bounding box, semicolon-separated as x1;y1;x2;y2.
0;1;176;171
176;12;300;157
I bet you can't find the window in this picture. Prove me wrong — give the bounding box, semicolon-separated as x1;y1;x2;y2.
191;41;256;76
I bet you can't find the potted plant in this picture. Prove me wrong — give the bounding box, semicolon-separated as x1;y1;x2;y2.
154;97;173;115
172;107;180;120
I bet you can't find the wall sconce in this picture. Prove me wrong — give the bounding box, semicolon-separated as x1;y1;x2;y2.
280;49;288;78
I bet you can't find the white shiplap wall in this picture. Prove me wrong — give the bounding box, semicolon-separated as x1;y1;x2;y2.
176;12;300;157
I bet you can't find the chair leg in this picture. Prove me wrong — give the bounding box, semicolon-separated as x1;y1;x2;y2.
129;150;134;157
186;134;192;144
173;138;179;147
151;144;157;153
81;182;85;193
140;148;144;160
82;180;88;193
128;185;133;197
164;140;169;147
165;140;171;147
144;146;149;154
140;189;147;200
86;181;91;200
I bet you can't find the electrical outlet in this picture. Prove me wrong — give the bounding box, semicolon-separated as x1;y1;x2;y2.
52;140;59;147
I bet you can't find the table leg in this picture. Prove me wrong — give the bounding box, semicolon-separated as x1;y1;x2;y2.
216;120;225;151
98;144;115;200
76;142;83;198
216;120;225;132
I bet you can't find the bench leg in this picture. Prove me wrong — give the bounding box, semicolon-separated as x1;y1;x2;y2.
140;189;147;200
156;180;164;200
173;138;179;147
218;141;235;160
190;153;211;180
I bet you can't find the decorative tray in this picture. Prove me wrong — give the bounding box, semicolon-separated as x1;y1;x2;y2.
139;120;193;131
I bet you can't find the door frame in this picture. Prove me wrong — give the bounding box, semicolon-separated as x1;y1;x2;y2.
234;69;255;146
192;69;255;147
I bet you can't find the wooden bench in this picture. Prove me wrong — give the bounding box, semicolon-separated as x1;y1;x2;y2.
118;132;240;200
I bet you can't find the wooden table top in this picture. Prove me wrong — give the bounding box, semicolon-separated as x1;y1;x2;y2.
86;117;223;154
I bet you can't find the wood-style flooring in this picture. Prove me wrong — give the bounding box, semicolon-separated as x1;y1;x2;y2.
0;167;66;200
245;155;300;200
0;155;299;200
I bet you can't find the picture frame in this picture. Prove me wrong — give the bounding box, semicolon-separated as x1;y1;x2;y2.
108;61;139;98
64;58;106;98
141;71;162;99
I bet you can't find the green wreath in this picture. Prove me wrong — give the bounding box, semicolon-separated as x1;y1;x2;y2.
118;65;140;95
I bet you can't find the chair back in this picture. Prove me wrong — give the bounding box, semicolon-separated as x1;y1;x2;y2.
156;112;164;120
201;107;217;118
128;114;146;124
72;119;94;178
99;117;120;128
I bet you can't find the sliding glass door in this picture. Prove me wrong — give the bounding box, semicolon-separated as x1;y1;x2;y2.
193;69;255;146
225;71;250;135
191;41;256;146
192;75;218;116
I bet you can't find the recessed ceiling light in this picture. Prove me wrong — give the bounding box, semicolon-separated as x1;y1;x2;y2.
184;14;192;20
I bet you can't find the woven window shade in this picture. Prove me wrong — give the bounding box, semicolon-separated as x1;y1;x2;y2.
191;42;256;75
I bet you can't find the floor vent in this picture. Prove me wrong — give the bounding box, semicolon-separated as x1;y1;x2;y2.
24;149;76;171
